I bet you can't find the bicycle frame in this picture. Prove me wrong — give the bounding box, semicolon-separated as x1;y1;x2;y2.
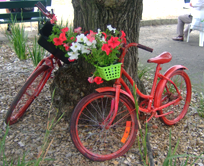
96;43;186;123
28;54;62;79
25;54;62;97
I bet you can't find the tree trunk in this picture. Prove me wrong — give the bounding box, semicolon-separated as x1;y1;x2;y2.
50;0;145;119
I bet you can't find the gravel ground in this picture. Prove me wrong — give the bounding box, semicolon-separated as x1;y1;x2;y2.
0;39;204;166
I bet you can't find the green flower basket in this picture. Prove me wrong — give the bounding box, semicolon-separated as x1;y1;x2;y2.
97;63;122;81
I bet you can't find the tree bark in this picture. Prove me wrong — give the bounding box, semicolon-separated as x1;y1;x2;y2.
50;0;145;119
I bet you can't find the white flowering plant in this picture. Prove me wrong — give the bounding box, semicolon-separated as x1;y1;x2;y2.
47;17;127;84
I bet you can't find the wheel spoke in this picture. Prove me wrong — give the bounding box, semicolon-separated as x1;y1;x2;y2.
5;66;49;125
71;92;138;161
157;70;191;125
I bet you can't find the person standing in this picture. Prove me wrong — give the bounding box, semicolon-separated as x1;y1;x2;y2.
172;0;204;41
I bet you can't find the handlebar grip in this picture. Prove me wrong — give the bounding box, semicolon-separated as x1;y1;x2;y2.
35;2;48;13
137;44;153;53
35;2;54;19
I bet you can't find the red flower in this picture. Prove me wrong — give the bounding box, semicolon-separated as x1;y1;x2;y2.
87;30;97;42
102;32;107;41
74;27;82;33
70;37;75;40
120;30;126;39
53;37;63;46
59;32;67;42
101;43;112;55
94;77;103;84
120;30;127;44
108;36;120;49
88;76;94;83
84;30;89;35
63;43;70;51
61;27;69;33
50;15;57;24
121;38;127;44
68;58;76;62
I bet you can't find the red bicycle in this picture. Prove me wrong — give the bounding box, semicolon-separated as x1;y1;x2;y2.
69;45;191;161
5;2;66;125
5;54;63;125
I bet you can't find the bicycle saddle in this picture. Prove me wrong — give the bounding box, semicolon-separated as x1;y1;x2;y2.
147;52;172;64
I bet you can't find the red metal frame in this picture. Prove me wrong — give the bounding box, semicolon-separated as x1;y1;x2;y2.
96;43;187;122
26;54;62;99
28;54;61;80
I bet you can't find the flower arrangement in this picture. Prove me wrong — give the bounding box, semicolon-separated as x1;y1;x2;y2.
47;17;127;84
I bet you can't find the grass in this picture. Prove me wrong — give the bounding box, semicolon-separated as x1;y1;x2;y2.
197;92;204;118
133;82;149;165
6;16;28;60
28;36;46;66
138;63;154;80
163;130;204;166
196;74;204;118
5;17;72;66
138;63;150;80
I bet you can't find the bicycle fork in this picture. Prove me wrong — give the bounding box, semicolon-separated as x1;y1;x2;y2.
104;85;132;144
102;85;121;129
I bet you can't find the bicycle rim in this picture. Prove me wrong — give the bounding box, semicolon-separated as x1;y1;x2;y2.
70;92;138;161
157;70;191;125
5;65;51;125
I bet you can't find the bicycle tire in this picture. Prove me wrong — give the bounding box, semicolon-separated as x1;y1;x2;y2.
5;65;51;125
155;70;191;125
70;91;138;161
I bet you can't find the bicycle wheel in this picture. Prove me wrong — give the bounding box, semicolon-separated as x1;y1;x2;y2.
155;70;191;125
70;91;138;161
5;65;51;125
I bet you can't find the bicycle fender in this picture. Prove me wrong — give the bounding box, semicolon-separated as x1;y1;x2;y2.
95;87;135;103
163;65;188;78
154;65;187;107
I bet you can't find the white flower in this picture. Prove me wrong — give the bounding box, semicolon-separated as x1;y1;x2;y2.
97;29;102;37
91;40;97;48
81;45;91;54
86;39;96;48
70;42;81;52
107;25;116;33
68;51;79;60
97;29;101;34
76;34;87;43
100;36;106;43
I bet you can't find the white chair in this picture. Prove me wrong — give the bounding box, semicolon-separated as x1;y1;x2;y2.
186;9;204;47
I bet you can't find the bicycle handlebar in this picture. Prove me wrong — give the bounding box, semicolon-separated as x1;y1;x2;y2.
35;2;55;19
119;43;153;62
123;43;153;53
137;43;153;53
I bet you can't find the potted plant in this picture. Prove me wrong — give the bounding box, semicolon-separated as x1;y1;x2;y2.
39;16;127;84
38;17;79;64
